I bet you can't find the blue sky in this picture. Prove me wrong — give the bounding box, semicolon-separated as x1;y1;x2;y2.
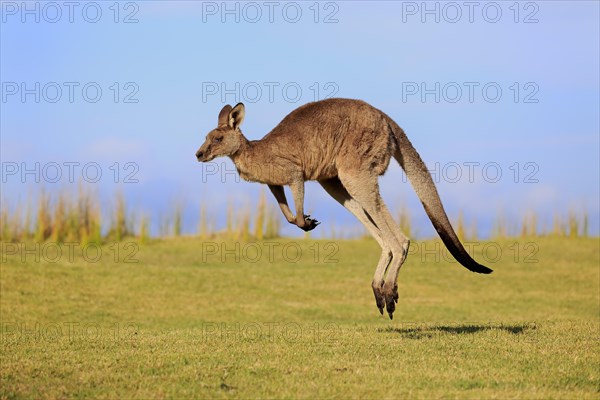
1;1;599;237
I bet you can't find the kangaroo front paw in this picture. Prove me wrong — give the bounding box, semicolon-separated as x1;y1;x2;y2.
299;215;320;231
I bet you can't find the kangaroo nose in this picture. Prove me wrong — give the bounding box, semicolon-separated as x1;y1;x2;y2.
196;150;203;160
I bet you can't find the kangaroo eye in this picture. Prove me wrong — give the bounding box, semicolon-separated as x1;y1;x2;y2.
214;136;223;143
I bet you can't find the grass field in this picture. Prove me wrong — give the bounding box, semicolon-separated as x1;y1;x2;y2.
1;236;598;399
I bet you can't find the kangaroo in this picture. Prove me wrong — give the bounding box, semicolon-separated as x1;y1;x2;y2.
195;98;492;319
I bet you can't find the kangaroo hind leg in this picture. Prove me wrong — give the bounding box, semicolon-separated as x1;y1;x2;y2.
337;171;409;319
319;177;392;315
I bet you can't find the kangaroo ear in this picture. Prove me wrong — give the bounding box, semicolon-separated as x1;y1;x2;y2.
218;104;233;126
228;103;245;130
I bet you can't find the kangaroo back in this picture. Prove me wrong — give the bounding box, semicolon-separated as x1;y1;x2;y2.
388;120;492;274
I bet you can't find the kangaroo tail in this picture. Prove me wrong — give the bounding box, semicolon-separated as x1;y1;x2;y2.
388;120;492;274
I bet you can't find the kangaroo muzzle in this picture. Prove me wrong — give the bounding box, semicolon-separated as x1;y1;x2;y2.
196;144;211;162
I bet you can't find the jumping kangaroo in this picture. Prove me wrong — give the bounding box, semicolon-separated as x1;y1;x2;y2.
196;98;492;319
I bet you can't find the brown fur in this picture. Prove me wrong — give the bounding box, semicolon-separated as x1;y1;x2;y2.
196;98;492;319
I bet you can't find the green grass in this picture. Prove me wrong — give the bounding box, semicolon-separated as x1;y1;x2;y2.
1;237;599;399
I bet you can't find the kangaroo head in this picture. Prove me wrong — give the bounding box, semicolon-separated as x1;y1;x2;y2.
196;103;246;162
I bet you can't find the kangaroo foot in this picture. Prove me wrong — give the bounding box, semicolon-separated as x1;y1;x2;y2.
299;215;320;232
372;280;385;315
382;283;399;320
